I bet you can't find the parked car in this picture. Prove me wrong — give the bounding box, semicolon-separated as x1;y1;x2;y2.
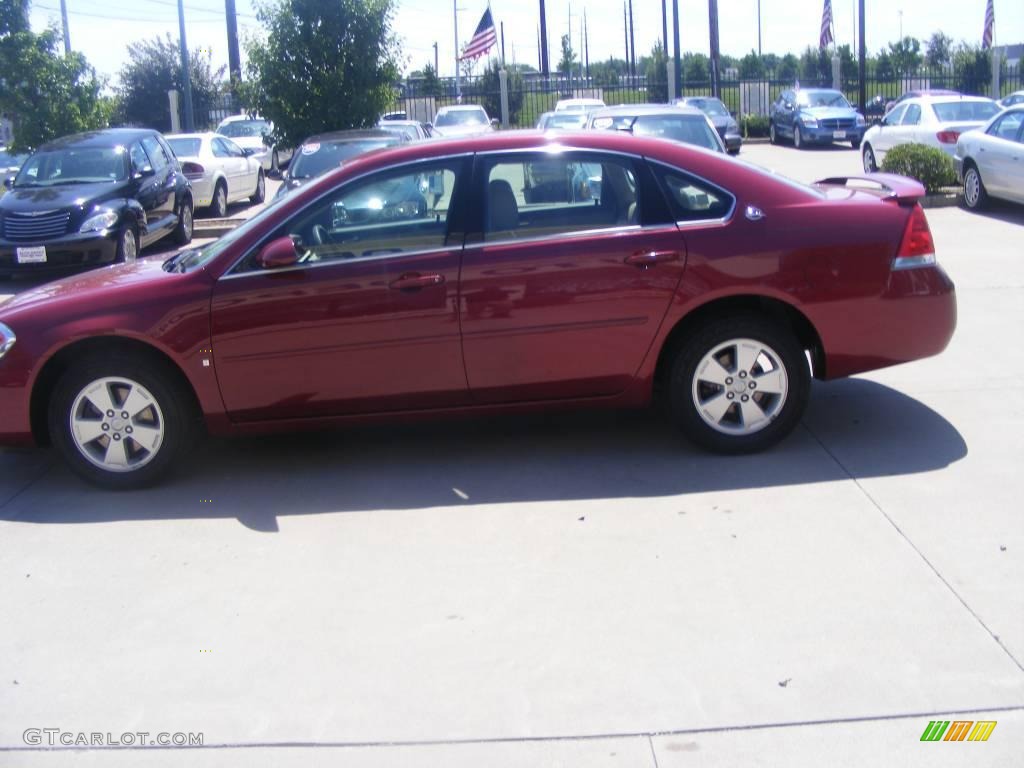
769;88;867;149
585;104;726;153
0;128;192;280
884;89;961;114
861;95;1001;172
165;133;265;218
673;97;742;154
999;90;1024;109
955;105;1024;210
274;129;405;200
0;149;27;199
432;105;496;138
377;119;430;142
536;111;588;130
863;94;889;123
0;131;956;487
215;115;292;175
554;97;606;113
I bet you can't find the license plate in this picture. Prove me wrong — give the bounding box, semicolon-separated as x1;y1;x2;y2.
833;130;847;139
16;246;46;264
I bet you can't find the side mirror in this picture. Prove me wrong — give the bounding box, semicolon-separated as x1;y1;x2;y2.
242;147;256;157
490;118;499;128
133;166;155;180
784;102;793;111
3;175;14;190
280;169;289;181
256;236;300;269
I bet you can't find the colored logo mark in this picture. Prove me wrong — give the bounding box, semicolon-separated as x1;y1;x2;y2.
920;720;997;742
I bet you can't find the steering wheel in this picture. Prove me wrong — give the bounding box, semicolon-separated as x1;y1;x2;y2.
309;224;329;246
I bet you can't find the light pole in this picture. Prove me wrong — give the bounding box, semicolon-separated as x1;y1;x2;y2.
898;9;903;41
176;0;194;131
757;0;762;57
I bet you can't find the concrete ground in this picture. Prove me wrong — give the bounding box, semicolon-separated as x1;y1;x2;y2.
1;145;1022;766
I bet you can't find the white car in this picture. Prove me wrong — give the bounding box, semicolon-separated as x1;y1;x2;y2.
861;95;1001;172
165;133;266;218
554;97;606;113
955;105;1024;210
999;90;1024;109
214;115;293;175
431;105;495;138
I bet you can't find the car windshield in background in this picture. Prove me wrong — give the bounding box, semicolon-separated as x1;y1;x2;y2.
631;115;722;151
932;101;1000;122
797;91;851;108
218;120;270;138
380;124;419;141
690;99;730;117
166;138;202;157
289;139;398;179
436;109;487;127
0;150;28;166
546;114;587;129
14;146;127;186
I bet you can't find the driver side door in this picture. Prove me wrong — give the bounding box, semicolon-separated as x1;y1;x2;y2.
210;158;471;422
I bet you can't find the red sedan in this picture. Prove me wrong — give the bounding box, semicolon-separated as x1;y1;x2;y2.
0;132;956;488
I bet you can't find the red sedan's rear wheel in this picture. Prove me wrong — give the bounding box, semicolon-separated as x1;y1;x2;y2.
669;315;810;453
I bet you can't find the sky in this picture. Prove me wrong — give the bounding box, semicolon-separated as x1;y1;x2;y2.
29;0;1024;85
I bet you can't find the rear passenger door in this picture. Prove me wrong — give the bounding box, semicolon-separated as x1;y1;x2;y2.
139;135;177;238
458;151;688;403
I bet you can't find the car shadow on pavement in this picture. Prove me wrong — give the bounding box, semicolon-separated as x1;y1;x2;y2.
962;203;1024;227
0;378;967;531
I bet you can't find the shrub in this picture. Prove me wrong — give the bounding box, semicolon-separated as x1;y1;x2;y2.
740;114;770;138
880;143;957;194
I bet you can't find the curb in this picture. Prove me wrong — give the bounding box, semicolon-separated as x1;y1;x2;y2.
193;218;243;238
919;192;962;210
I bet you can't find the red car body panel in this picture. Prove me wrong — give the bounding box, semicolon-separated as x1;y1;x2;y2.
0;131;956;447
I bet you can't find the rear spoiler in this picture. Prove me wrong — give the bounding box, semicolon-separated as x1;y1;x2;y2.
815;173;926;203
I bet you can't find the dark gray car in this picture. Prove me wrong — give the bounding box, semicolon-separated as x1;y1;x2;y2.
274;129;406;201
672;97;742;154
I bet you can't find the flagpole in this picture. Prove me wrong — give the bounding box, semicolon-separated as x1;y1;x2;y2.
454;0;461;99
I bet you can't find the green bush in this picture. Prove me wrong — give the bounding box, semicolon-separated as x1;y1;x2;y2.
740;114;770;138
880;143;957;194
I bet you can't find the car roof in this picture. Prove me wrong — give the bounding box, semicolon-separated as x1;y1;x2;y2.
906;95;995;104
796;88;843;94
217;114;268;124
589;104;706;118
37;128;162;151
300;129;399;144
377;120;421;127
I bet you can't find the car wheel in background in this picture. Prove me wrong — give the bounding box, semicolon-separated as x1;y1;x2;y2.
862;144;878;172
116;223;138;263
769;122;777;145
668;315;810;454
210;181;228;218
850;138;861;149
250;170;266;204
793;125;804;150
48;354;196;489
172;198;193;245
962;163;988;210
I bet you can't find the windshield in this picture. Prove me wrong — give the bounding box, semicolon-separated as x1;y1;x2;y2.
0;150;28;167
435;109;487;127
166;138;202;158
932;101;1000;122
631;115;723;152
545;113;587;129
796;90;851;109
379;124;419;141
217;120;270;138
689;99;730;117
14;146;127;186
289;138;398;179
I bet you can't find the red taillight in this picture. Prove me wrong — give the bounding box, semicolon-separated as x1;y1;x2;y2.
893;204;936;270
936;130;960;144
181;161;205;177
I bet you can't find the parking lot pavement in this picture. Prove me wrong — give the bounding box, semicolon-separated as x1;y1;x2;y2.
739;141;866;183
1;146;1023;766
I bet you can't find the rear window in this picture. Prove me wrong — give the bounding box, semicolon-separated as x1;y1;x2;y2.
931;101;1000;122
631;115;723;152
288;138;399;180
166;138;202;157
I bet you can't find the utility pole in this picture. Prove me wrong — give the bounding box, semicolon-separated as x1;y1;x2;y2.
501;21;506;66
539;0;550;77
59;0;71;53
757;0;762;57
858;0;866;111
225;0;241;86
568;3;572;89
434;41;439;75
708;0;721;99
623;3;629;70
672;0;681;98
628;0;636;77
584;9;590;80
177;0;194;130
661;0;668;54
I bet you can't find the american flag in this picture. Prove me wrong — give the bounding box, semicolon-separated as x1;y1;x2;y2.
819;0;834;49
982;0;995;49
460;7;498;61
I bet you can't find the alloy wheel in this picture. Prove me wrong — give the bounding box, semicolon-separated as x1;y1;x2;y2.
69;377;165;473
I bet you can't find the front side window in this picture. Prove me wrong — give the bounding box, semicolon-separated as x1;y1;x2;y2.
140;136;169;171
989;112;1024;142
650;163;735;223
885;104;908;125
234;161;460;273
902;104;922;126
484;154;639;241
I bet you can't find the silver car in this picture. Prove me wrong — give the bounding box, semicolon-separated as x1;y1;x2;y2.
214;116;293;175
584;104;727;153
956;105;1024;210
165;133;265;218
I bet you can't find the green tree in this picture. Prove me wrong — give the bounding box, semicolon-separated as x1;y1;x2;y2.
925;32;954;69
590;57;626;86
874;50;896;82
242;0;400;149
739;50;765;79
682;53;710;83
777;53;799;81
888;36;922;75
118;35;225;132
798;46;830;82
644;42;668;102
419;62;442;98
0;2;108;152
952;43;991;94
479;60;522;126
557;34;576;75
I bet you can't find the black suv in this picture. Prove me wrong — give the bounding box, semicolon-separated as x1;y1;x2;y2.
0;128;193;279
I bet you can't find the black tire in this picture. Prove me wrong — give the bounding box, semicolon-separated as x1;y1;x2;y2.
48;354;197;489
668;314;810;454
862;144;878;172
172;197;193;245
962;163;988;211
250;170;266;204
270;150;280;177
793;124;803;149
728;148;740;156
769;122;777;145
116;223;139;263
210;181;228;218
850;138;862;149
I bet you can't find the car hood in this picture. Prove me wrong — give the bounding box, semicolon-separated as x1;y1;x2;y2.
0;180;126;213
800;107;860;120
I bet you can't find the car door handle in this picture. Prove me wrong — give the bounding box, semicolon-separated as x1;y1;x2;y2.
625;250;679;268
389;272;445;290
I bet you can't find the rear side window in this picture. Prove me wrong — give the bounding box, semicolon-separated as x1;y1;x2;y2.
649;163;735;223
